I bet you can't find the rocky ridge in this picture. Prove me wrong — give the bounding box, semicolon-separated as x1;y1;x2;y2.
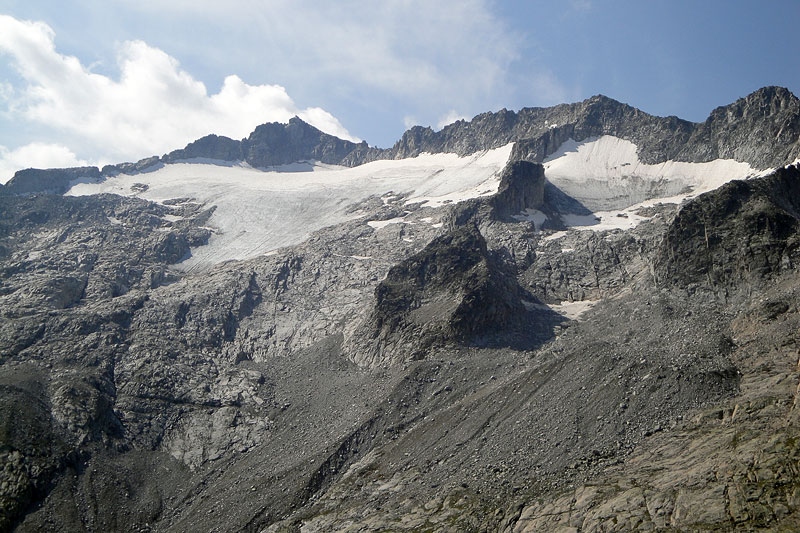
4;87;800;196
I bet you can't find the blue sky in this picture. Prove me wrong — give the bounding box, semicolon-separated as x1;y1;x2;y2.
0;0;798;181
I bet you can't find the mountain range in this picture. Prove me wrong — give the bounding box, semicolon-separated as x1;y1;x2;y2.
1;86;800;532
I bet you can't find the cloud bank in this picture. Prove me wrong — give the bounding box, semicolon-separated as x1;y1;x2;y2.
0;14;358;181
119;0;548;138
0;143;88;182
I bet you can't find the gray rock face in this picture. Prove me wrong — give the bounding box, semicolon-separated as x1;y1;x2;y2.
655;164;800;291
163;134;244;162
685;86;800;168
3;167;103;195
102;156;162;176
378;87;800;169
242;117;366;167
488;161;545;219
163;116;371;168
2;89;800;532
345;224;541;367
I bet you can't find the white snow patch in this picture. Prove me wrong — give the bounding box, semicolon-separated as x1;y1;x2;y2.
544;136;758;212
550;300;598;320
523;299;597;321
168;158;346;173
562;208;649;232
162;214;183;222
66;144;513;271
431;223;443;229
543;231;568;241
513;208;547;230
107;216;122;225
367;217;406;230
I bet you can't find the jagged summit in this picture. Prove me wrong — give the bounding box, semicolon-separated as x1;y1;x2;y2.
388;87;800;167
4;87;800;196
162;115;369;168
714;85;799;116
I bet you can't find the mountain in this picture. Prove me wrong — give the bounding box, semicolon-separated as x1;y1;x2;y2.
6;86;799;195
1;87;800;532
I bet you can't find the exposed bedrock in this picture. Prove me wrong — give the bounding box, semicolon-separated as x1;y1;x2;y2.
3;167;103;195
488;160;545;220
655;164;800;293
344;224;560;368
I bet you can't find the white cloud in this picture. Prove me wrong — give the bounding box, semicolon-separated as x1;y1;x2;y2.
117;0;527;128
0;143;89;183
0;14;359;176
403;116;420;130
436;110;467;130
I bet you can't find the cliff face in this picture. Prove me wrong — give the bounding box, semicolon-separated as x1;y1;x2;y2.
654;164;800;291
344;224;541;367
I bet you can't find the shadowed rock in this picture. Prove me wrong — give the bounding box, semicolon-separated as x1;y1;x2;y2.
655;164;800;292
345;224;554;367
4;167;102;195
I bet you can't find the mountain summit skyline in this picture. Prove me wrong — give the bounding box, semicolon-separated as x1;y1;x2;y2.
1;3;799;178
2;82;800;529
4;86;798;194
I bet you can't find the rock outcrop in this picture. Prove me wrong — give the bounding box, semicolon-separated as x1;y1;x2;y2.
3;167;103;195
488;160;545;220
655;164;800;292
345;224;537;367
163;116;372;168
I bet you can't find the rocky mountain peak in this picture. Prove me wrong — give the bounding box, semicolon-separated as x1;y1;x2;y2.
708;86;799;122
161;116;367;168
3;166;103;195
4;87;800;196
693;86;800;168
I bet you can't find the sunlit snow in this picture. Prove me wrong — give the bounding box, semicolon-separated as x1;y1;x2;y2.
543;135;763;232
66;144;513;271
543;136;759;212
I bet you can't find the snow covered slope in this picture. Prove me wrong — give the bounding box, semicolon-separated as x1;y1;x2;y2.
66;145;513;271
64;135;771;270
543;136;760;212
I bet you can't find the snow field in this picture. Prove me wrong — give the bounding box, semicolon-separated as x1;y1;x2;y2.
543;136;758;212
66;145;513;270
